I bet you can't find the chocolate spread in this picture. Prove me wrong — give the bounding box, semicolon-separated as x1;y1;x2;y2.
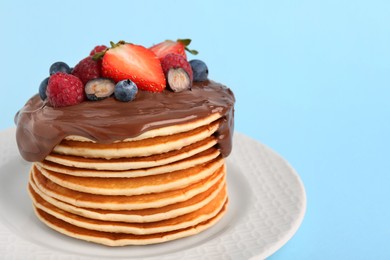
15;80;235;162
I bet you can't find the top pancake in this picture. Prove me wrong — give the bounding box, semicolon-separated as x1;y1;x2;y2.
53;119;220;159
45;136;218;171
65;112;223;143
39;145;220;177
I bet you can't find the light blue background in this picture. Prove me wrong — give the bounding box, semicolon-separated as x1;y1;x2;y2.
1;0;389;259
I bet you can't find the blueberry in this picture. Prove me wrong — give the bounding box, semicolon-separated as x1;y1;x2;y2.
14;110;20;125
39;77;50;100
114;79;138;102
189;59;208;82
85;78;115;101
49;61;71;75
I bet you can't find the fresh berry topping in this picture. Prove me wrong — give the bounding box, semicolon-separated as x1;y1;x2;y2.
189;59;209;82
14;110;20;125
85;78;115;101
39;77;50;100
161;54;193;81
90;45;107;56
72;56;102;85
161;54;193;92
46;73;85;107
102;41;166;92
149;39;198;60
49;62;71;75
166;69;192;93
114;79;138;102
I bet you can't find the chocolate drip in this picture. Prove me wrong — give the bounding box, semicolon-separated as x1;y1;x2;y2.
16;80;235;162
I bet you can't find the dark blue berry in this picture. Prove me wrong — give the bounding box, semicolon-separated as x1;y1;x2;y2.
49;61;71;75
85;78;115;101
39;77;50;100
14;110;20;125
114;79;138;102
189;59;208;82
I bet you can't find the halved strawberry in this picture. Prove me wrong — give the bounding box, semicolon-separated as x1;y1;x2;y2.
149;39;198;60
102;42;166;92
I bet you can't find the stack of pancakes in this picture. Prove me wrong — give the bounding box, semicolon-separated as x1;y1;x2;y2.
27;113;228;246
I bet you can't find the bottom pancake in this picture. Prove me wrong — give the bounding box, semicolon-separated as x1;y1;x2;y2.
33;202;228;246
30;182;228;234
29;175;226;223
31;165;225;210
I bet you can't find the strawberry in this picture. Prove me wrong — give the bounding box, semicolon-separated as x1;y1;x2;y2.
102;41;166;92
72;56;102;85
90;45;107;56
161;53;193;92
149;39;198;60
46;73;85;107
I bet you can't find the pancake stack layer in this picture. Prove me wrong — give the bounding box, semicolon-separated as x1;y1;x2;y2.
27;113;228;246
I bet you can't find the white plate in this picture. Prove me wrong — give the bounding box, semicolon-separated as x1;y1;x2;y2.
0;128;306;259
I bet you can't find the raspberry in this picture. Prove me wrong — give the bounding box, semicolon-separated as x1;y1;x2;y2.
72;56;101;85
161;54;193;92
90;45;107;56
161;53;193;82
46;73;85;107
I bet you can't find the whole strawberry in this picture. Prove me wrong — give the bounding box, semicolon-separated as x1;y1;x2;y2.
46;73;85;107
150;39;198;60
72;56;102;85
90;45;107;56
161;53;193;92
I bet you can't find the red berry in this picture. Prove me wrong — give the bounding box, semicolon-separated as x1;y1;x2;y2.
150;40;186;60
149;39;197;60
102;42;166;92
46;73;85;107
72;56;102;85
161;53;193;81
90;45;107;56
161;53;193;92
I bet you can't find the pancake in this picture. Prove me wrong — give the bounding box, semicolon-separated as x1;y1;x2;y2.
16;56;235;247
36;158;224;196
33;202;228;246
65;112;223;143
53;121;220;159
31;164;226;210
37;146;220;178
28;175;226;223
28;113;229;245
30;183;227;234
45;136;218;171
